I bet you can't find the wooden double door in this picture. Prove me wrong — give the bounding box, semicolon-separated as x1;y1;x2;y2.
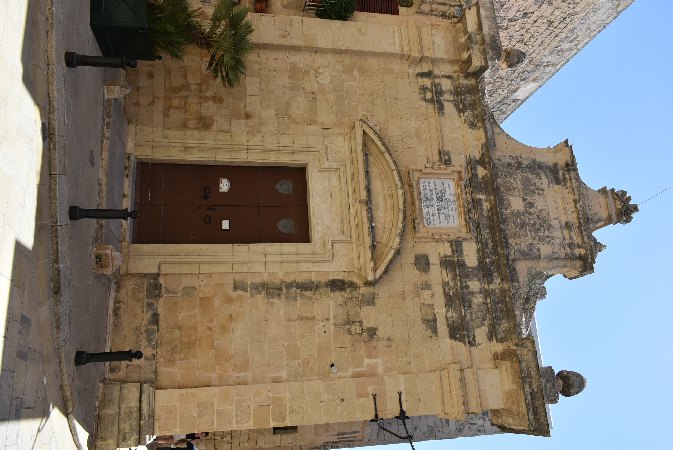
134;163;309;244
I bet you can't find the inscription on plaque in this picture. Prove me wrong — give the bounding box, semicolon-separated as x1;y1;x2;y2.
419;178;458;227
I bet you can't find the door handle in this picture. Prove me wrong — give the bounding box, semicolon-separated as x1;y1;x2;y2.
204;214;212;224
202;185;211;200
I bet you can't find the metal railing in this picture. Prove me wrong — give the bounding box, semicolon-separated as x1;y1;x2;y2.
303;0;399;15
303;0;321;13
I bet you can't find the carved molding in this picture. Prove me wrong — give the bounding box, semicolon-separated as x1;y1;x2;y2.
349;120;406;283
125;128;358;274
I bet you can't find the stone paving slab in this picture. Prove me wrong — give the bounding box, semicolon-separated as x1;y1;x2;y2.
1;0;129;448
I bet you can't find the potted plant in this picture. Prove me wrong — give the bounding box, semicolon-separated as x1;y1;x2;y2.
206;0;254;87
315;0;355;20
89;0;253;86
146;0;209;60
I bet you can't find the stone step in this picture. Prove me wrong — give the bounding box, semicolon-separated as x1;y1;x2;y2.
94;383;121;450
118;382;141;448
94;382;154;450
140;382;155;445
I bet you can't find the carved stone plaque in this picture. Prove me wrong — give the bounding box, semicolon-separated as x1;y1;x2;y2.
419;178;458;227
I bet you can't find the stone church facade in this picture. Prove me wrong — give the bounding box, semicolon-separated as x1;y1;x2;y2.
92;1;636;449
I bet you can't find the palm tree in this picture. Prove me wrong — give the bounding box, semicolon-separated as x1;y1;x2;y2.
206;0;254;87
147;0;209;61
147;0;253;87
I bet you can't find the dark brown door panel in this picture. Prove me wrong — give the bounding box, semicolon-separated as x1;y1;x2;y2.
162;164;259;206
135;163;166;206
133;204;165;244
257;167;308;207
259;206;310;243
162;205;260;244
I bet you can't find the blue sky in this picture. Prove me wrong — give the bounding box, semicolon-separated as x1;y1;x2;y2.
363;1;673;449
487;1;673;448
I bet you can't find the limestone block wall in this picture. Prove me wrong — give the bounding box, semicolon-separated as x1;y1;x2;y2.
105;275;159;384
148;252;524;435
483;0;634;121
112;249;531;443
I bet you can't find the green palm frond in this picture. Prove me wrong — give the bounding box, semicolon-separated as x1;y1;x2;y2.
206;0;254;87
147;0;206;60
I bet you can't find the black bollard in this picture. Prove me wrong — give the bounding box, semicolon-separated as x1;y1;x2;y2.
75;349;143;366
65;51;137;69
69;206;138;221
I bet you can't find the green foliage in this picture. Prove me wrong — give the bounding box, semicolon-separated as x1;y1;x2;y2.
316;0;355;21
147;0;204;61
206;0;254;87
145;0;253;87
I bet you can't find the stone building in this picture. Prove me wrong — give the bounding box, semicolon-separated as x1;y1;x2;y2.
480;0;634;122
92;0;636;449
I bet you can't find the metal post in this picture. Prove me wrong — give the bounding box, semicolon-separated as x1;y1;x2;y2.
75;349;143;366
65;51;137;69
69;206;138;221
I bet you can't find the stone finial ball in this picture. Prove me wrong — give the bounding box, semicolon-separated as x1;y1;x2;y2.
556;370;587;397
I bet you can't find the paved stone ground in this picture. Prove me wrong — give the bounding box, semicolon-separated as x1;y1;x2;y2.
0;0;128;448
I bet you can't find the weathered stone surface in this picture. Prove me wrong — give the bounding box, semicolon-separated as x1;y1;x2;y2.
94;2;635;449
482;0;634;122
118;383;141;447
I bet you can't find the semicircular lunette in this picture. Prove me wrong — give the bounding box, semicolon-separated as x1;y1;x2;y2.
352;120;406;282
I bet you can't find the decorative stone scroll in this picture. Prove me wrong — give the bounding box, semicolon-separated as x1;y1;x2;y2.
610;188;639;224
408;166;470;240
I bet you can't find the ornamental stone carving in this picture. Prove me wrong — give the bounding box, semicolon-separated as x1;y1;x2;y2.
610;189;639;224
591;236;607;254
557;370;587;398
519;269;550;337
541;367;587;404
